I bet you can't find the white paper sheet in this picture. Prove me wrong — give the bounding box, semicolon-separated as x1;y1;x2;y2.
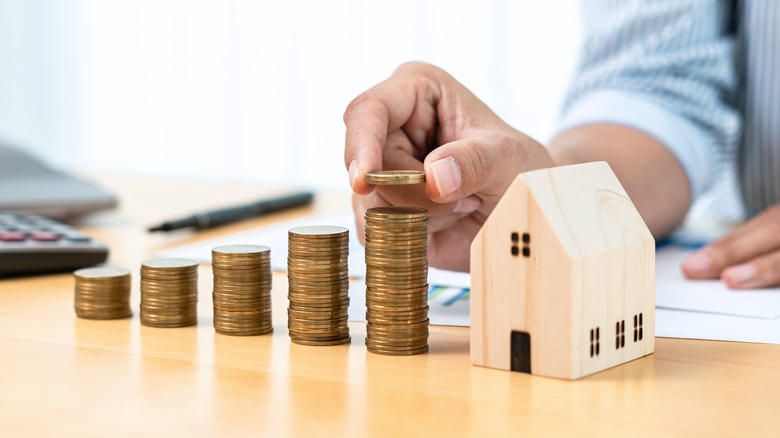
656;246;780;319
654;246;780;344
655;308;780;344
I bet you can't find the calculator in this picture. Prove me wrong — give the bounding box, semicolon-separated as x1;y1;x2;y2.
0;212;108;276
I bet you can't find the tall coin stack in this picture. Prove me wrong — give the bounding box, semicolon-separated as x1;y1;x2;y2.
212;244;273;336
73;267;132;320
287;225;351;346
140;258;199;328
364;206;430;355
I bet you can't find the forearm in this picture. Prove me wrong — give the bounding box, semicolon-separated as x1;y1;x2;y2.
548;124;691;239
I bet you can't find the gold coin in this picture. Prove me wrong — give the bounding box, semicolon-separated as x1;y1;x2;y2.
365;206;427;218
365;170;425;185
365;274;428;283
74;267;131;279
365;339;429;348
287;298;350;308
366;291;428;299
289;332;350;342
288;327;350;337
74;310;132;320
365;315;427;325
213;320;272;328
214;305;272;312
368;318;429;330
141;258;199;269
212;244;270;255
288;292;348;301
215;327;274;336
288;225;349;237
291;337;351;346
365;335;429;345
287;286;349;295
366;345;429;356
364;220;428;228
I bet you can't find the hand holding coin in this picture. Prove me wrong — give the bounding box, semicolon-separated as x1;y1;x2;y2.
344;62;554;272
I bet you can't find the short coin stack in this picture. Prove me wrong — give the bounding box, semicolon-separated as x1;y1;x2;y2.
287;225;351;346
73;267;132;320
212;244;273;336
364;206;430;355
140;258;199;328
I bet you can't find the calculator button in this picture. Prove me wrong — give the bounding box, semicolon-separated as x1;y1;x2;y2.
0;232;27;241
30;231;61;241
62;233;91;242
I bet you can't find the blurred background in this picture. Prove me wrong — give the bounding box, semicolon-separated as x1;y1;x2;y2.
0;0;581;191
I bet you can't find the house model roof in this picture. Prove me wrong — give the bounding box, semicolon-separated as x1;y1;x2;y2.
516;161;652;259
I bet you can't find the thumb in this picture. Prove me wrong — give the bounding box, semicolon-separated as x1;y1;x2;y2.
424;134;545;204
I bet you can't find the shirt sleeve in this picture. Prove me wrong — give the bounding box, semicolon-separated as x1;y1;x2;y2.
559;0;741;199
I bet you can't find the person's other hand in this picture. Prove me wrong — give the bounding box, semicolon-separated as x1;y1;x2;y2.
343;62;554;272
682;205;780;288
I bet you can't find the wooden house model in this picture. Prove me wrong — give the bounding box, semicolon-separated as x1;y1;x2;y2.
470;162;655;380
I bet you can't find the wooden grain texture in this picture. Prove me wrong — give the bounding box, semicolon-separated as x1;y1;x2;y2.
1;175;779;437
471;163;655;379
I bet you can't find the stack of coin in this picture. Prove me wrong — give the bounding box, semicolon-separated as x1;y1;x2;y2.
287;225;350;346
212;244;273;336
140;258;199;328
364;206;430;355
73;267;132;320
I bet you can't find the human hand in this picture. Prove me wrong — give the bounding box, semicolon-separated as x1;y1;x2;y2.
343;62;554;272
682;205;780;288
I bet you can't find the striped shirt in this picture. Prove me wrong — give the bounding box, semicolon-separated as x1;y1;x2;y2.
559;0;779;222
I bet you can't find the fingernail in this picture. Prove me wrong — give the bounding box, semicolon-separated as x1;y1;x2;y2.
431;156;462;198
682;251;711;274
454;196;480;214
724;264;757;285
349;160;359;189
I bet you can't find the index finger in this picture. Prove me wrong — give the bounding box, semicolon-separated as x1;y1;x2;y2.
343;64;441;195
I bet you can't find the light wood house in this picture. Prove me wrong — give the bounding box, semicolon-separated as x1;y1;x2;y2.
470;162;655;379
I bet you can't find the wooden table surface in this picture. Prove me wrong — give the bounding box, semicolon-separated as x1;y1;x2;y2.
1;175;779;437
